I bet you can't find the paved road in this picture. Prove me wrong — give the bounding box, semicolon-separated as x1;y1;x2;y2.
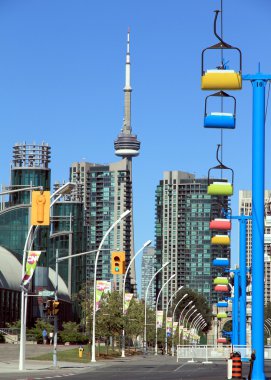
1;344;271;380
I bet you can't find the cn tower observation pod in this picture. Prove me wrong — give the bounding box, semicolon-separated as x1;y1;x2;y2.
114;133;140;157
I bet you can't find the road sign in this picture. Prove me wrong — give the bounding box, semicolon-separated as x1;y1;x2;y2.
38;290;55;297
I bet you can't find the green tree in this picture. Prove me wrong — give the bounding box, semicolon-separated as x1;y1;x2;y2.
59;322;88;344
96;291;123;350
76;281;94;336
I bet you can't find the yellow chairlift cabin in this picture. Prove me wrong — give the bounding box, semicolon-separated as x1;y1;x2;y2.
211;234;230;246
201;10;242;90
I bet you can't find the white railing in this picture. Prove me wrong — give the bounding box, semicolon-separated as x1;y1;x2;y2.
176;345;271;362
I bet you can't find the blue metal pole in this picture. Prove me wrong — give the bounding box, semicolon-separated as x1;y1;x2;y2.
232;270;240;346
239;215;247;346
243;71;271;379
251;74;266;380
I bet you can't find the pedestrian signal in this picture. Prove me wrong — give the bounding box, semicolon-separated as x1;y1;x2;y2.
31;191;50;226
111;251;125;275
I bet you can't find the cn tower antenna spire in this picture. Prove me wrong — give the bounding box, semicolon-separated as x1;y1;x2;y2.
114;29;140;158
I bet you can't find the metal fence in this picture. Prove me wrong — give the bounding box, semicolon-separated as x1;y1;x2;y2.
176;345;271;362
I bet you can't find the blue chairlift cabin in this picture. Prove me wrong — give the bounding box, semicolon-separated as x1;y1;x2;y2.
204;91;236;129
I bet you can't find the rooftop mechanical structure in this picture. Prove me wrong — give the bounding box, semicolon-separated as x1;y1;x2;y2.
114;30;140;158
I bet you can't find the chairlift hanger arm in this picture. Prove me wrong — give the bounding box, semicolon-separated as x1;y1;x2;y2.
201;11;242;76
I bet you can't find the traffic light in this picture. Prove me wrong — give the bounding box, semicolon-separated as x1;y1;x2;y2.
31;190;50;226
43;300;53;316
52;301;60;315
111;251;125;275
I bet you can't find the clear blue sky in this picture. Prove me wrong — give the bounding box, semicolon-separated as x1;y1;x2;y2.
0;0;271;295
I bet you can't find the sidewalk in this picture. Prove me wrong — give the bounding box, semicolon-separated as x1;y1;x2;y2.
0;358;105;373
0;343;107;374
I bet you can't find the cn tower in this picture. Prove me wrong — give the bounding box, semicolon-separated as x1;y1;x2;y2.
114;29;141;157
114;30;140;293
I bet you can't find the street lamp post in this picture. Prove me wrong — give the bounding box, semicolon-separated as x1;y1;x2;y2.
171;294;188;357
143;261;170;354
121;239;152;358
194;316;204;329
19;182;76;371
180;305;195;345
187;313;201;344
91;209;131;363
178;300;193;345
154;274;176;355
164;286;183;355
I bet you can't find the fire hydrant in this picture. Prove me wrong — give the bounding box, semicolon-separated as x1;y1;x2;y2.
79;346;84;358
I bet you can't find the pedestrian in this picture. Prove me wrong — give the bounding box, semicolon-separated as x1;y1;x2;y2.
42;329;48;344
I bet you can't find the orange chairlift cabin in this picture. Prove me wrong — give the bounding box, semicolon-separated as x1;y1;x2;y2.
204;91;236;129
207;144;234;196
217;337;227;344
210;204;231;230
201;10;242;90
214;284;229;292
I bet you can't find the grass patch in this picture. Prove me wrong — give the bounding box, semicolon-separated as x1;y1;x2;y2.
29;345;123;362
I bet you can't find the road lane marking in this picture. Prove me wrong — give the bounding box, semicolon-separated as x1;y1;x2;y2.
174;363;188;372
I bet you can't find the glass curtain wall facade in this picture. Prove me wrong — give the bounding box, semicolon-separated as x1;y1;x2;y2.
70;159;134;292
141;246;156;308
0;143;51;264
155;171;230;308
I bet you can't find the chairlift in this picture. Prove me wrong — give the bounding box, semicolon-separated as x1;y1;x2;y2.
210;218;231;230
213;277;229;285
217;312;228;319
217;337;227;343
212;258;230;267
217;301;228;308
214;284;229;292
211;234;230;245
204;91;236;129
207;145;234;196
201;10;242;90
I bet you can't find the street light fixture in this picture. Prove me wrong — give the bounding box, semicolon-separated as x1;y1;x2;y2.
178;300;193;345
154;273;176;355
144;261;170;354
164;286;183;355
121;239;152;358
179;304;195;345
91;209;131;363
171;294;188;357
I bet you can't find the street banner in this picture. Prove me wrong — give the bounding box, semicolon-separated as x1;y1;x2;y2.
173;321;178;334
156;310;163;328
21;251;42;287
96;280;111;311
183;329;189;340
124;293;133;314
166;317;172;334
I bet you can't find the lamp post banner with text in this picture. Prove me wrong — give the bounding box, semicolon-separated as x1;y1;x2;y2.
124;293;133;314
156;310;163;328
21;251;42;287
173;321;178;334
96;280;111;311
166;317;172;334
